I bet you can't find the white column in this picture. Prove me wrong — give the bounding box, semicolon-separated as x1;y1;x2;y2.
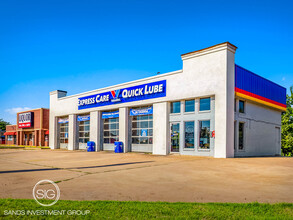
153;102;170;155
226;49;235;158
49;90;67;150
119;107;129;153
214;47;235;158
49;116;58;149
90;111;101;151
68;114;77;150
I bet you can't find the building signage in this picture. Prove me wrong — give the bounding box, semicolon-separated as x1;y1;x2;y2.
58;118;69;124
18;112;34;128
129;107;153;116
77;115;90;121
78;80;166;110
102;111;119;119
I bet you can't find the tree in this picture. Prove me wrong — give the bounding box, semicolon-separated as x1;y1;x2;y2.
281;86;293;156
0;118;11;131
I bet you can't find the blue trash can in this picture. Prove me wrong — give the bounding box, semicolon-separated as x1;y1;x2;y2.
114;141;123;153
87;141;95;152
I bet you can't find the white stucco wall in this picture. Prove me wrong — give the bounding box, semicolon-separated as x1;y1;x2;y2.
89;111;101;151
153;102;170;155
234;99;282;157
68;114;77;150
49;90;67;149
49;43;238;157
119;107;129;153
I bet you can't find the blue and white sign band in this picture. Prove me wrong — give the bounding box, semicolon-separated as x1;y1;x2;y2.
78;80;166;110
77;115;90;121
102;111;119;119
130;107;153;116
58;118;69;124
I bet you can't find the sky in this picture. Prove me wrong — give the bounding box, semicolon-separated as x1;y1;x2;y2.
0;0;292;124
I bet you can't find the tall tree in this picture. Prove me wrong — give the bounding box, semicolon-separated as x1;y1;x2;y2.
281;86;293;156
0;118;11;131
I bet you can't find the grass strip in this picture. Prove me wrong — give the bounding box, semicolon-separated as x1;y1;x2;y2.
0;199;292;219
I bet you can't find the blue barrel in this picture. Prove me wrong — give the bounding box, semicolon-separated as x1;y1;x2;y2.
114;141;123;153
87;141;95;152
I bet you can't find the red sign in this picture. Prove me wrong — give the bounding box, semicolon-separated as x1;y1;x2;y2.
19;122;32;128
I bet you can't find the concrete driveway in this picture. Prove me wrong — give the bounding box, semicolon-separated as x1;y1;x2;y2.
0;149;292;203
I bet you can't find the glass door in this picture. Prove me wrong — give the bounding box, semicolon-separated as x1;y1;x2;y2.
171;123;180;152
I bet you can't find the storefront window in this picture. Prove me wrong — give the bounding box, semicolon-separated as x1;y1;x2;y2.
59;118;69;144
184;121;194;148
7;135;13;141
78;116;90;144
171;102;181;113
199;120;210;149
199;98;211;111
239;122;245;150
131;107;153;145
185;100;195;112
103;117;119;144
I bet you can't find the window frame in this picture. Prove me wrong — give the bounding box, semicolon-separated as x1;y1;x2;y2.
131;113;153;145
103;117;119;144
234;120;237;150
198;120;211;150
199;97;211;112
184;99;195;113
239;100;245;114
170;122;180;153
170;101;181;114
78;119;90;144
238;122;245;151
59;121;69;144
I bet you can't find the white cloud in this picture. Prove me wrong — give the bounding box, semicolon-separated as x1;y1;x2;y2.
282;77;286;81
5;107;31;115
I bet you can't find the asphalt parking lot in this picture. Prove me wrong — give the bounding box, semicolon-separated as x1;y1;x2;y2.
0;149;292;203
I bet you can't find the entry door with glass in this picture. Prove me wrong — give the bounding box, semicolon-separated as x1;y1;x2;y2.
171;123;180;152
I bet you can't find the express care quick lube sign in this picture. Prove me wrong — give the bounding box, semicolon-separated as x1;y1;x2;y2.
78;80;166;110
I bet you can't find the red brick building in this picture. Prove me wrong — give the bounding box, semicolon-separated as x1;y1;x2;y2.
4;125;17;145
5;108;49;146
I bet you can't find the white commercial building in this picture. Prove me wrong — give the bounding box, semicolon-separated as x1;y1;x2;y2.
49;42;286;158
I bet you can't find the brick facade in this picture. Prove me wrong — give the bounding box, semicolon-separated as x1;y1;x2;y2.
5;108;49;146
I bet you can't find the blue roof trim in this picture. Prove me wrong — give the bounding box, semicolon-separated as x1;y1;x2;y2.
235;65;286;105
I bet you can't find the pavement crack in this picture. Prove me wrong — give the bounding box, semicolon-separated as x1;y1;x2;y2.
53;173;90;184
51;162;173;184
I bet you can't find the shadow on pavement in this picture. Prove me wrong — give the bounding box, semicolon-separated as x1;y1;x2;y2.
0;161;154;174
